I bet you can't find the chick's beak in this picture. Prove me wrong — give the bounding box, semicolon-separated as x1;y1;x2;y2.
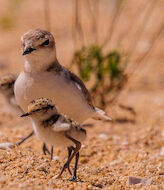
22;46;36;56
21;112;30;117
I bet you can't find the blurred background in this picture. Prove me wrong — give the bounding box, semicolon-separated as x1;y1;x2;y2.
0;0;163;112
0;0;164;188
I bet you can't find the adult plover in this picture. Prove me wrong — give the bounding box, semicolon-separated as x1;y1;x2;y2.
14;28;111;123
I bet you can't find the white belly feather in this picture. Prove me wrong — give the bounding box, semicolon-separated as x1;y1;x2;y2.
14;71;94;123
31;119;86;148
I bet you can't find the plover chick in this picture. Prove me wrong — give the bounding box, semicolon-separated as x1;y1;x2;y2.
0;73;50;154
14;28;111;123
0;73;22;115
21;98;86;181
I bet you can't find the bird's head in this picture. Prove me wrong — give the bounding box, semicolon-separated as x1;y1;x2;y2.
0;74;16;97
21;98;57;120
21;29;56;72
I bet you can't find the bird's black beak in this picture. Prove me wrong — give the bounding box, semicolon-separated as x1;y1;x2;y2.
22;47;36;56
21;112;30;117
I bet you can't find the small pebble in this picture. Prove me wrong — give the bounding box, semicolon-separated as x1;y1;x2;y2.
0;142;15;150
98;133;108;140
160;147;164;156
161;131;164;137
128;176;152;185
52;156;59;160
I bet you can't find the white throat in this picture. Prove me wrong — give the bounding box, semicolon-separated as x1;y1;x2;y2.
24;49;56;73
31;110;57;123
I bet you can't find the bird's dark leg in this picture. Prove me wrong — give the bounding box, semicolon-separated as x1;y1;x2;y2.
15;131;34;146
67;146;75;175
15;131;52;160
42;143;50;155
69;151;79;181
50;145;53;160
56;134;81;181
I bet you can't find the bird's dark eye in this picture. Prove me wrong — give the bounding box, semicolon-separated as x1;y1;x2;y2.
41;39;49;46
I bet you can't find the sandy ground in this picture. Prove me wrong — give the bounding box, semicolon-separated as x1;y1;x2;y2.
0;0;164;189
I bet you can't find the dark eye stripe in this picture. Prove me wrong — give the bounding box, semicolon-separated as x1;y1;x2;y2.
1;82;14;87
33;105;54;112
32;108;42;112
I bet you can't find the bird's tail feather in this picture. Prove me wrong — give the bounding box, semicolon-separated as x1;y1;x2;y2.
92;107;112;121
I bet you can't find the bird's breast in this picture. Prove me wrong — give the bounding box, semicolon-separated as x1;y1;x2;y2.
14;71;94;122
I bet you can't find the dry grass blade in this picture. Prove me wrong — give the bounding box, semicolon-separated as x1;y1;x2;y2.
116;1;147;48
126;0;156;63
111;21;164;105
103;0;126;48
126;21;164;86
72;0;85;49
85;0;100;44
43;0;51;31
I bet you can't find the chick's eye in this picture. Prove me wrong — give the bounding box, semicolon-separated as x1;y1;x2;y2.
41;39;49;46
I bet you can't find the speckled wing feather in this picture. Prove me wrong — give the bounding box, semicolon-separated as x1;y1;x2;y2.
51;115;77;132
